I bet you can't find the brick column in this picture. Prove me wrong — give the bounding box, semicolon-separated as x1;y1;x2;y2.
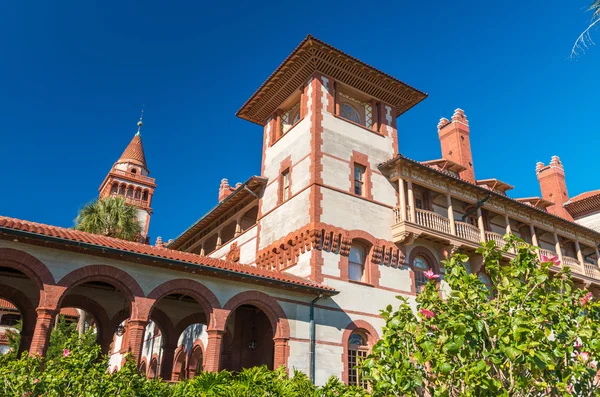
273;337;289;369
127;319;148;364
29;308;57;357
160;344;177;381
204;330;225;372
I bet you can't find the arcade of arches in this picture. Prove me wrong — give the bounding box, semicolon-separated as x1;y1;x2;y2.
0;247;292;381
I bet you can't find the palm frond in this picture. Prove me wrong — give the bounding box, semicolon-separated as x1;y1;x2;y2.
74;197;142;241
571;0;600;57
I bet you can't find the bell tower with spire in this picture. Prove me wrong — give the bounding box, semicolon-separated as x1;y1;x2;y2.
98;113;156;241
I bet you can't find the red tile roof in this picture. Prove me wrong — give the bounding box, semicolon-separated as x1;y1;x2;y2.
0;216;335;294
118;134;147;168
567;190;600;204
564;190;600;218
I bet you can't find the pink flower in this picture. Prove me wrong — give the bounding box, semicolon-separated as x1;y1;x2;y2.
33;378;39;384
62;349;70;357
578;352;590;362
541;254;561;266
23;393;32;397
566;384;574;394
420;308;435;319
574;339;582;349
580;292;593;307
423;269;440;280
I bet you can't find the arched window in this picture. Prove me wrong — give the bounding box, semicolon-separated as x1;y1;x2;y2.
111;183;118;195
280;102;301;136
349;245;366;282
348;331;368;388
126;186;134;197
142;190;149;201
341;103;361;124
413;255;430;294
131;168;137;174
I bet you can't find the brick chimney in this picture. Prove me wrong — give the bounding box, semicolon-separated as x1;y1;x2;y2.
438;109;475;183
536;156;572;221
218;178;238;202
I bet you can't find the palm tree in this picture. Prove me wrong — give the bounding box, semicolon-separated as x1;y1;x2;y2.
572;0;600;56
74;196;142;241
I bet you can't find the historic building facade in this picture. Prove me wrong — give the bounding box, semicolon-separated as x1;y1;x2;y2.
1;35;600;386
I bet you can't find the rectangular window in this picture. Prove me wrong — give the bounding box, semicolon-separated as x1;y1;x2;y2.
282;170;290;201
353;164;366;196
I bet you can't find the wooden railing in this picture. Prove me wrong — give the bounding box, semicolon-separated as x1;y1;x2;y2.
456;221;480;243
415;209;450;234
562;255;584;274
539;249;556;259
585;262;600;279
112;169;155;183
485;231;507;249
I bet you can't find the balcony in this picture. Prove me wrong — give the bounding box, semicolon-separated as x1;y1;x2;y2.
109;193;149;208
562;255;584;274
111;169;155;184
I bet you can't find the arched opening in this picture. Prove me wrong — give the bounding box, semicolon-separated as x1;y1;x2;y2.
118;184;126;195
131;168;137;174
187;342;203;379
134;188;141;200
148;357;158;379
126;186;134;198
220;305;274;372
139;320;163;379
110;182;119;195
56;275;135;359
0;266;40;356
139;359;147;375
220;222;236;246
172;347;187;381
202;234;218;255
142;190;149;202
146;280;217;381
240;206;258;231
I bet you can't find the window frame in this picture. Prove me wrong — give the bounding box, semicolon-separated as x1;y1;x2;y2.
334;85;379;133
347;330;369;389
348;244;366;282
281;169;290;202
353;164;366;197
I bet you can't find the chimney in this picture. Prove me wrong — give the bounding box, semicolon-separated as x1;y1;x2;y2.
438;108;475;183
218;178;237;202
536;156;572;221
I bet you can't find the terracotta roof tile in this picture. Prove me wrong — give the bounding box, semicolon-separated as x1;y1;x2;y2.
0;216;335;293
567;190;600;204
118;134;147;168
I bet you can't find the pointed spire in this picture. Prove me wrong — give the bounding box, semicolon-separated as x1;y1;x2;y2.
117;114;147;169
136;107;144;136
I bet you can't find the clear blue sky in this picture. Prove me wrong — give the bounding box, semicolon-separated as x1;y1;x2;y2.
1;1;599;241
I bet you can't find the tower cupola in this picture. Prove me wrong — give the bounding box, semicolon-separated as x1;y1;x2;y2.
98;114;156;240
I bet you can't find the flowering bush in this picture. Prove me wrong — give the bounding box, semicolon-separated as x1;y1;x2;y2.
0;336;367;396
361;236;600;396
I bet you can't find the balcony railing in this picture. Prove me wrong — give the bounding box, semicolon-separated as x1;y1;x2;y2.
485;231;507;249
562;255;584;274
455;221;480;243
585;262;600;279
539;248;556;259
414;209;450;234
110;193;148;207
112;169;155;184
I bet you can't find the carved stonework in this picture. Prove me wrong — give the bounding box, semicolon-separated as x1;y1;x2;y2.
226;242;240;263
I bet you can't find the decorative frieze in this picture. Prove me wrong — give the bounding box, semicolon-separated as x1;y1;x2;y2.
256;225;405;271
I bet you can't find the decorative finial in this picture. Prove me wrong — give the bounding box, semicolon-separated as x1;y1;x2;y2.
136;106;144;136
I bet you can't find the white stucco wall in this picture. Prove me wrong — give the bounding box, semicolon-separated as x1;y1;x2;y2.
576;211;600;233
209;225;257;265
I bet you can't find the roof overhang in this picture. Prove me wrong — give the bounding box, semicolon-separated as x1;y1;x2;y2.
564;192;600;218
237;35;428;126
169;176;267;250
515;197;554;209
378;154;600;239
421;158;467;174
476;178;515;193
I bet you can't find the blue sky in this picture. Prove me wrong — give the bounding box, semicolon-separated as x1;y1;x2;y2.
1;1;599;241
